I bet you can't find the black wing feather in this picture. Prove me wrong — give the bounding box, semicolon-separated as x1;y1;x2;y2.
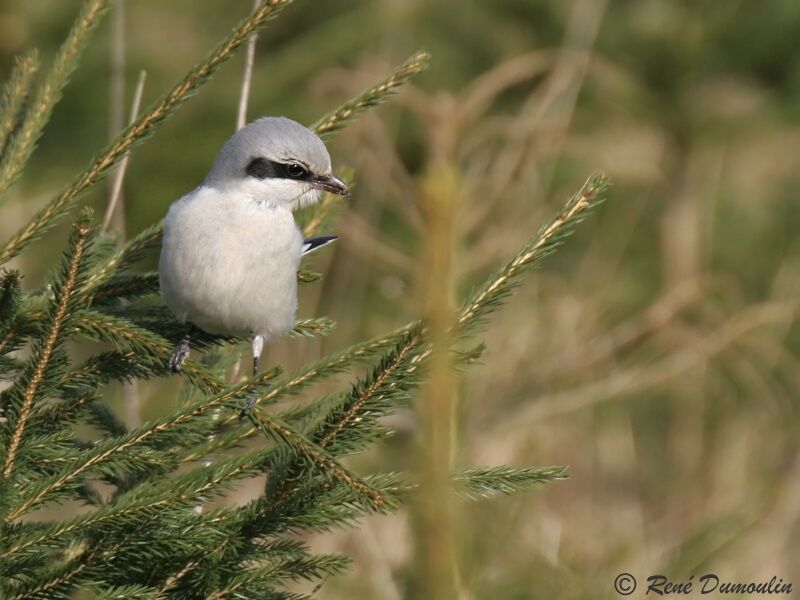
302;235;338;256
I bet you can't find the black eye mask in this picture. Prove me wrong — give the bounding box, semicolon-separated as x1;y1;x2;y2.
245;157;310;181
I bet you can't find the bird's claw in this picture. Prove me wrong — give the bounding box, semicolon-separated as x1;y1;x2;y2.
239;396;257;420
169;336;191;373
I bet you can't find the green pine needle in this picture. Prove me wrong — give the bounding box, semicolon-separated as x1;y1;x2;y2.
312;49;430;140
0;51;40;158
457;172;608;335
0;0;107;203
454;465;570;501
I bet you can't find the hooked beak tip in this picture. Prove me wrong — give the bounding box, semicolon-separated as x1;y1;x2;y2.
314;173;350;197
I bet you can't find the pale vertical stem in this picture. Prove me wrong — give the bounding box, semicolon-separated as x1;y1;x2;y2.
108;0;125;140
236;0;262;131
412;152;459;596
102;70;146;232
107;0;126;232
112;69;147;430
200;0;263;514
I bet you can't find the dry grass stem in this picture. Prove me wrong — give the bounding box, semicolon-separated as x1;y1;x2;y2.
102;70;147;231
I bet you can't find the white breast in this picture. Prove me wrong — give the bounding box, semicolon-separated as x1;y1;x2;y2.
159;186;303;339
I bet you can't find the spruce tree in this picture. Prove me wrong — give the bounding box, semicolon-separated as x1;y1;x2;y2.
0;1;607;597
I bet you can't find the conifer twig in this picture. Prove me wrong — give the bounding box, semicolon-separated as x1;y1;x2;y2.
311;50;430;140
0;444;280;559
0;0;108;202
1;215;93;478
457;172;607;333
0;0;292;265
289;317;336;338
102;70;147;231
72;309;225;393
453;465;569;501
184;321;420;457
0;51;40;156
247;410;389;510
6;367;280;519
317;326;423;451
5;515;157;599
82;220;164;292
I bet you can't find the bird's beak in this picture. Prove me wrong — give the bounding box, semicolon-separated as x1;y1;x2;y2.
312;173;350;197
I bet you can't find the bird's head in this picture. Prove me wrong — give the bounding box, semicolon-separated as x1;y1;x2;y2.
204;116;349;210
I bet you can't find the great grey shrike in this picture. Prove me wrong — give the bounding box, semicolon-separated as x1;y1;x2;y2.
159;116;349;387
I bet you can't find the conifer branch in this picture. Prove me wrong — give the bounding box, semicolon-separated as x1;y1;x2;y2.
311;50;430;140
453;465;569;501
235;326;423;540
205;553;349;600
0;270;23;336
93;584;163;600
316;325;424;451
5;516;155;599
5;368;279;519
182;322;420;459
457;173;607;334
82;220;164;293
247;410;390;511
264;322;419;405
1;215;92;479
72;309;225;392
289;317;336;338
0;0;292;265
0;51;40;156
0;0;107;201
155;560;198;595
0;444;280;559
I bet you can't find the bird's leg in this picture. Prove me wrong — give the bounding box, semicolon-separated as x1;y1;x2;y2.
252;334;264;376
239;334;265;419
169;328;193;373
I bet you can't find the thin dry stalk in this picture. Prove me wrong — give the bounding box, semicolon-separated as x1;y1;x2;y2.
108;0;126;140
236;0;262;131
102;70;147;231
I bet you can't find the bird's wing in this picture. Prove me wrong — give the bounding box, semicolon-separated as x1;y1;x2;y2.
302;235;338;255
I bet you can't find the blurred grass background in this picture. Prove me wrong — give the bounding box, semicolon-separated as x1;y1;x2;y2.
2;0;800;597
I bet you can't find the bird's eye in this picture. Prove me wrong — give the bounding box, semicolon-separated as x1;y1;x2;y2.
282;162;308;179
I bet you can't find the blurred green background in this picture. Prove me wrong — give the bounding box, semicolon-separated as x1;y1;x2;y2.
2;0;800;597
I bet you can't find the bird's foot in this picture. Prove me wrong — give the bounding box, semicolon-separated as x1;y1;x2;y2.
239;396;258;421
169;335;191;373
